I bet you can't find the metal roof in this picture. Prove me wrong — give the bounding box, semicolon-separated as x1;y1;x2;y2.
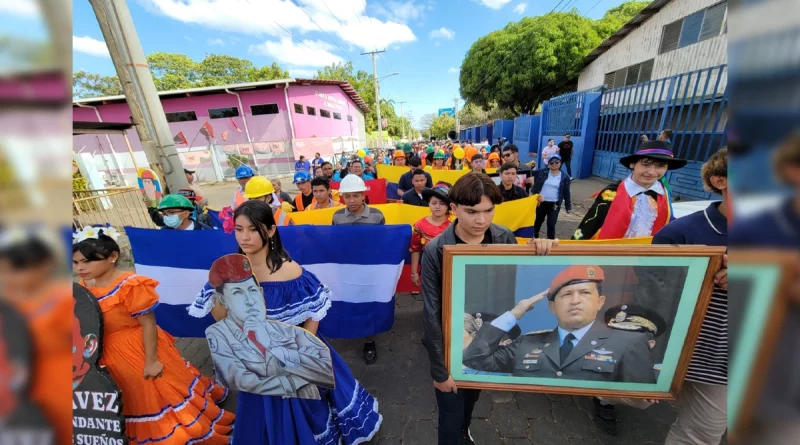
584;0;673;66
73;78;370;113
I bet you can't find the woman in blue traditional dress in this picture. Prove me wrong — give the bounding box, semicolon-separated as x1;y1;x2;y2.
188;200;382;444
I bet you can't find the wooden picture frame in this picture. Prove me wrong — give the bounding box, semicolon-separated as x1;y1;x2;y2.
442;244;725;400
727;250;799;440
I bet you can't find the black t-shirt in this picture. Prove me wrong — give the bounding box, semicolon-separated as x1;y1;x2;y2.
292;192;315;210
453;221;493;245
557;141;573;159
500;184;528;202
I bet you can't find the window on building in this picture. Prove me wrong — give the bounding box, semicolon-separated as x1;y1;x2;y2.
208;106;240;119
165;111;198;123
320;109;331;118
347;115;353;122
659;1;727;54
603;59;655;89
251;103;279;115
294;103;304;114
333;112;342;120
306;106;316;116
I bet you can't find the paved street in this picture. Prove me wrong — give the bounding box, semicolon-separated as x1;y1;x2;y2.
173;176;697;444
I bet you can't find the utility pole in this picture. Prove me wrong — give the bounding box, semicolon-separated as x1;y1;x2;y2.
362;49;385;149
89;0;189;193
397;101;407;140
454;97;460;138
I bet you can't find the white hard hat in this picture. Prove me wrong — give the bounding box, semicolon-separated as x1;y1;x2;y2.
339;174;367;193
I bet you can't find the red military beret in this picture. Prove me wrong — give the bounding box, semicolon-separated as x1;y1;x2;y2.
140;170;155;180
208;254;254;288
548;265;605;301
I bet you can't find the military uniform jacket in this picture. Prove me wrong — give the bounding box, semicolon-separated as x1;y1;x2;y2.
462;321;656;383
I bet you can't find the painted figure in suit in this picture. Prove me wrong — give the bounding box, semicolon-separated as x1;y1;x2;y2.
463;265;656;383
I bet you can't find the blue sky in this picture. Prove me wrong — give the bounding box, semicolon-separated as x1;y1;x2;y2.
5;0;628;127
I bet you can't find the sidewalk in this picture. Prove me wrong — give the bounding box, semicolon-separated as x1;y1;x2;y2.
175;176;686;444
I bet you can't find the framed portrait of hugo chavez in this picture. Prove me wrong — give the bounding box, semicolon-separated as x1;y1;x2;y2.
441;244;725;400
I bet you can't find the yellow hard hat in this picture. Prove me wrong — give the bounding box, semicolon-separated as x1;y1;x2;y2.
243;176;275;199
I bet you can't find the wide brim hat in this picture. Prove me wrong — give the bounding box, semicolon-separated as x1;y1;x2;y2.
421;182;452;204
620;140;687;170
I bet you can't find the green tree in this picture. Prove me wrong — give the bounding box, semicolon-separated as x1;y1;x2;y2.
459;1;647;115
419;113;436;131
73;70;123;98
593;1;649;36
315;62;382;131
457;102;515;127
72;52;291;99
429;114;456;139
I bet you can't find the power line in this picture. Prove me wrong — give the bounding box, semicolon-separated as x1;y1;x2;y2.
557;0;580;13
319;0;347;27
466;0;574;96
583;0;604;15
291;0;351;61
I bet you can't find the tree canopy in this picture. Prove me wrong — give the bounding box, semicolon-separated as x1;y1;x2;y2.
429;114;456;139
72;52;290;98
457;102;516;127
315;61;412;138
459;1;647;115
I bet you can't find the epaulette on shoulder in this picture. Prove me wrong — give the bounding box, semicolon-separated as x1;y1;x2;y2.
523;329;550;336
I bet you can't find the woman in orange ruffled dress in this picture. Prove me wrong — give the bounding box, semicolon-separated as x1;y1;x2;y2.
0;229;73;445
72;226;235;445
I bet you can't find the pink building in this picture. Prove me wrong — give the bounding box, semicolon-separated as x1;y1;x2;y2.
72;78;369;185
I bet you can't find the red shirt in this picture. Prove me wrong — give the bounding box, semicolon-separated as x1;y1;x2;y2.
410;217;452;252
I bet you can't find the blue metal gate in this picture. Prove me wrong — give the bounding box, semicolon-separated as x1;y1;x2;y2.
596;64;728;162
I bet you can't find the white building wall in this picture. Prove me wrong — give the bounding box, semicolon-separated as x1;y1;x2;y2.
578;0;728;91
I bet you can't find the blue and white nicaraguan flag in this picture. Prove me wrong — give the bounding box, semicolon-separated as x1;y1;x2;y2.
126;225;411;339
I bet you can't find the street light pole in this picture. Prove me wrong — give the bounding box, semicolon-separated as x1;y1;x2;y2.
398;101;407;140
362;49;386;149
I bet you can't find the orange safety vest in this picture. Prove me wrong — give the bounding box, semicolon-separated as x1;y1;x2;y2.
272;208;294;226
305;199;343;210
294;193;312;212
233;187;246;209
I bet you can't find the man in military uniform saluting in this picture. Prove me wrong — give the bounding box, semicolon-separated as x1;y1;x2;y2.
463;265;656;383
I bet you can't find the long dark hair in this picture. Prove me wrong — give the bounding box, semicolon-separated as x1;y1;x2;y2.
0;237;54;269
233;200;291;273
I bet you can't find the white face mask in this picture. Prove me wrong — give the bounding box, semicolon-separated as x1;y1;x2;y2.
163;214;183;228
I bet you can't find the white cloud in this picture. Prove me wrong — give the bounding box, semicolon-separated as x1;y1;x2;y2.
448;67;459;73
73;36;110;58
288;67;318;78
249;37;342;67
337;16;416;51
373;0;426;24
429;27;455;40
208;38;225;46
479;0;512;9
0;0;40;18
513;2;527;14
184;35;194;42
142;0;416;52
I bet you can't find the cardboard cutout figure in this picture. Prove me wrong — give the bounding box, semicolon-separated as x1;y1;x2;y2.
137;167;162;208
0;299;54;444
72;283;126;444
205;254;335;399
